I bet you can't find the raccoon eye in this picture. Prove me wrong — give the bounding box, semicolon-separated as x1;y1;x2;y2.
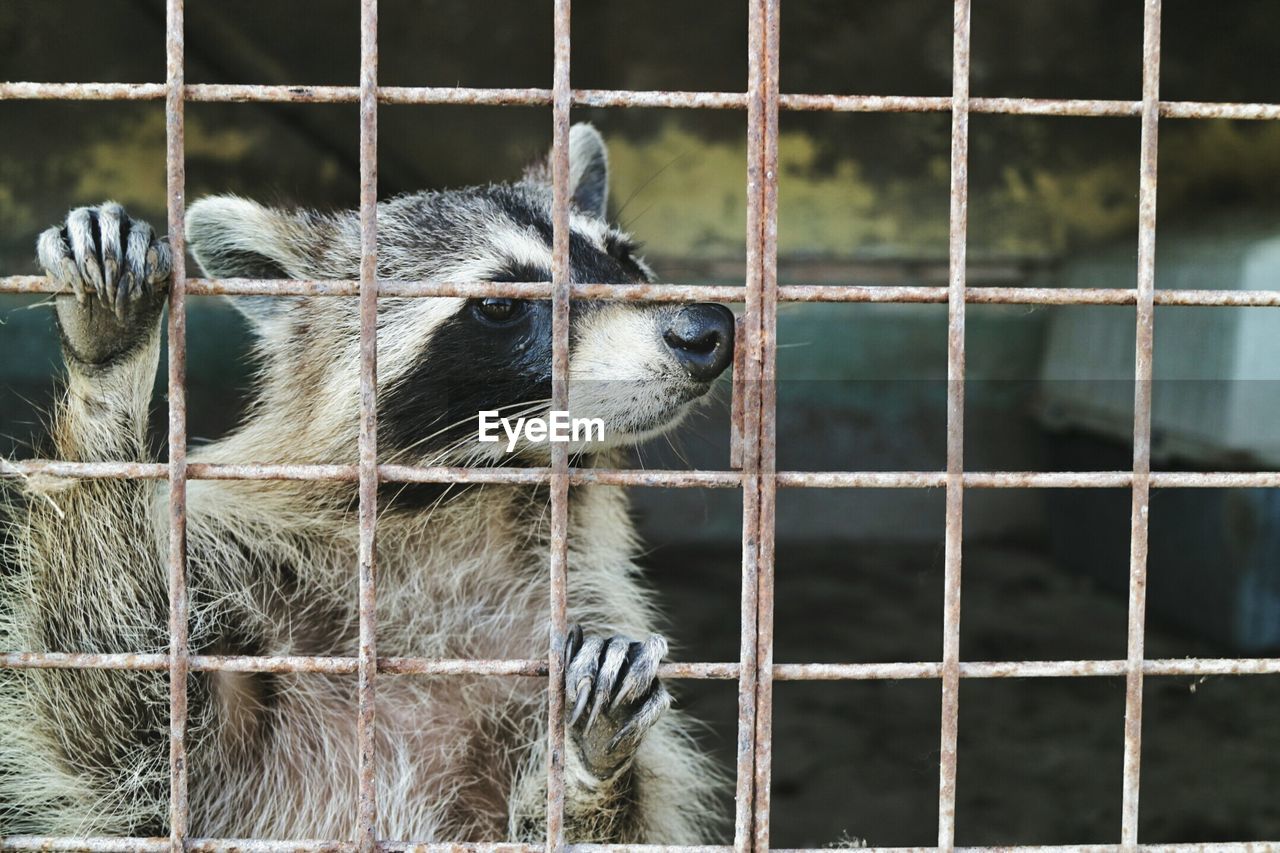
472;297;525;325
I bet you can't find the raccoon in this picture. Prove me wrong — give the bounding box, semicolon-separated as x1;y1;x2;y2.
1;124;733;843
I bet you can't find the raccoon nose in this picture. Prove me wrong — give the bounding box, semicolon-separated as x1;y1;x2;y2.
662;303;735;382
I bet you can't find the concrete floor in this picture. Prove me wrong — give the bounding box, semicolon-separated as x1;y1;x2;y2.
643;543;1280;847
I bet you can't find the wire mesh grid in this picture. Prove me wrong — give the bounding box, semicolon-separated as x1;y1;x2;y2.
1;0;1279;851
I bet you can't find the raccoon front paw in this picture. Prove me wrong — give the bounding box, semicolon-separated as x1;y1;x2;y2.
38;203;171;366
563;625;672;778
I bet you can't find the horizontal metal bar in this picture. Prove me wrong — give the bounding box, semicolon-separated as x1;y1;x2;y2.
0;82;171;101
783;471;1280;488
783;94;1280;120
780;285;1280;306
0;652;738;678
3;827;1279;850
0;841;744;853
773;846;1280;853
10;276;1280;308
2;461;742;487
4;82;1280;121
0;275;749;302
3;652;1276;679
775;658;1280;680
11;463;1280;490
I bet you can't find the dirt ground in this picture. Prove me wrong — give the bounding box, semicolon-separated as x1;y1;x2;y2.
642;543;1280;848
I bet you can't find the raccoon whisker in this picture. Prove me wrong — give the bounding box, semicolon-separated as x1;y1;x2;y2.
394;480;464;527
395;398;549;459
614;150;691;224
661;430;692;470
416;400;552;466
620;201;657;233
384;398;554;463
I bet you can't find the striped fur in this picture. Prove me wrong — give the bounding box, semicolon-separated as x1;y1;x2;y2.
2;125;725;842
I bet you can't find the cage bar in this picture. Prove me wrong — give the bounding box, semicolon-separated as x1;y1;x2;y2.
2;0;1280;850
2;651;1278;681
7;80;1280;123
1;840;1278;853
732;0;770;849
747;0;781;849
163;1;190;850
14;275;1280;309
1120;2;1163;847
15;461;1280;491
355;0;381;849
544;1;573;849
935;2;971;849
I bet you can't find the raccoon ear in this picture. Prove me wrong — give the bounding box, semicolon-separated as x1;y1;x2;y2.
186;195;303;328
187;196;296;278
567;123;609;217
526;124;610;217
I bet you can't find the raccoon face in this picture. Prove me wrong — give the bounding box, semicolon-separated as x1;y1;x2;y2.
186;124;734;465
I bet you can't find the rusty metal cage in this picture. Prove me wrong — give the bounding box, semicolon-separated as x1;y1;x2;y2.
2;1;1280;851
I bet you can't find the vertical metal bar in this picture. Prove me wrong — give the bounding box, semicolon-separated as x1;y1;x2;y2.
937;0;971;848
163;1;190;849
750;0;781;849
1122;1;1162;847
356;0;380;850
735;0;769;848
546;1;572;850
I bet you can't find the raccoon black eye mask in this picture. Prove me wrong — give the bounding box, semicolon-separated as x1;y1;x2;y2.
378;293;556;457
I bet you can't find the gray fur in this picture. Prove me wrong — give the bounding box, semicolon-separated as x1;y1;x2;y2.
2;124;724;843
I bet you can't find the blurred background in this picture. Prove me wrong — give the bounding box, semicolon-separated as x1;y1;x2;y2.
2;0;1279;846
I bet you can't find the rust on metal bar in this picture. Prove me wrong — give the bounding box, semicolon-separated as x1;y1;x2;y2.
0;840;173;853
774;845;1280;853
733;0;769;849
353;0;384;847
14;462;1280;491
355;2;381;850
1162;100;1280;120
0;81;169;100
381;86;550;106
964;471;1127;489
545;2;573;850
11;841;1280;853
6;79;1280;123
973;97;1139;117
162;2;191;850
749;0;782;849
0;652;743;679
0;842;743;853
13;274;1280;309
936;2;972;849
6;651;1280;681
573;89;747;110
1150;471;1280;487
777;471;948;489
1153;289;1280;306
0;652;172;672
191;83;364;103
1122;3;1163;848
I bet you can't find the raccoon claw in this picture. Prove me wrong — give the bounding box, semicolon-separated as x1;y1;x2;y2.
563;626;672;778
38;203;171;307
39;203;170;365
